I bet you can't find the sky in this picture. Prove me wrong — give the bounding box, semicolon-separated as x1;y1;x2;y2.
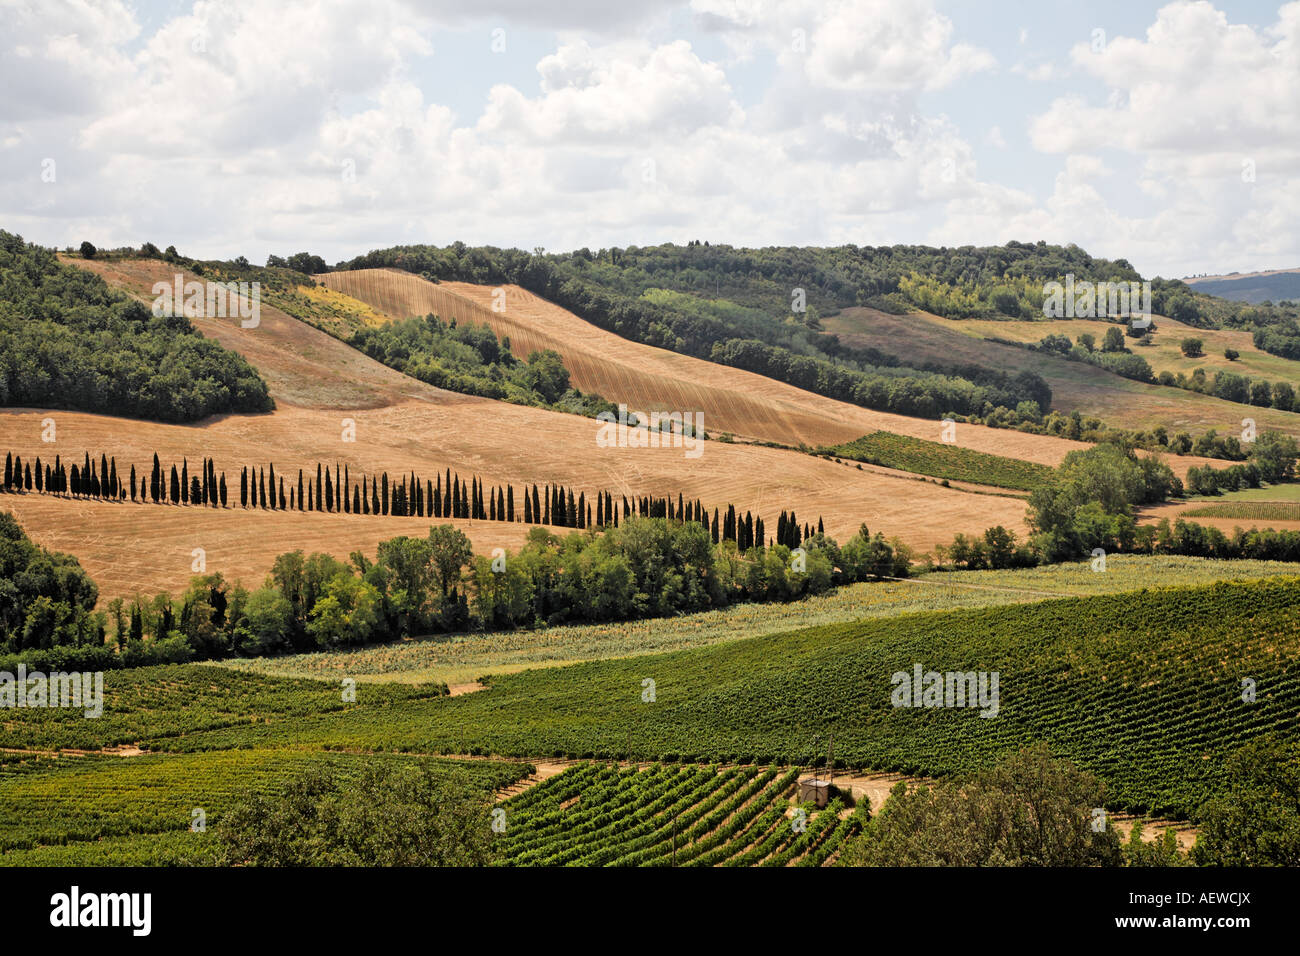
1;0;1298;278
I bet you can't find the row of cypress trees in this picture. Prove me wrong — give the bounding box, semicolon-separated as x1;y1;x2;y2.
2;450;823;552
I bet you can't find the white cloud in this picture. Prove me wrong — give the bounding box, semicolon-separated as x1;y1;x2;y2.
1025;0;1300;273
1;0;1296;280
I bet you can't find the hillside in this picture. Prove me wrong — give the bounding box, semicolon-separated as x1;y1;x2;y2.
1185;268;1300;304
84;576;1300;818
319;268;1086;461
823;307;1300;439
0;259;1062;603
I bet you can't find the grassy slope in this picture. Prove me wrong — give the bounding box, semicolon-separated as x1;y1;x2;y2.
131;576;1300;818
6;563;1297;864
821;431;1053;490
822;307;1300;439
218;554;1300;686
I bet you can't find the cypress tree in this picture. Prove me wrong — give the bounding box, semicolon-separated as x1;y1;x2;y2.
151;453;161;503
381;473;389;515
268;463;277;510
129;464;136;501
298;470;305;511
316;464;323;512
190;476;201;505
533;486;541;525
259;468;267;509
353;485;361;514
507;485;515;522
220;474;228;508
524;491;533;523
181;459;188;504
170;465;180;504
325;467;333;512
240;468;248;508
4;452;12;489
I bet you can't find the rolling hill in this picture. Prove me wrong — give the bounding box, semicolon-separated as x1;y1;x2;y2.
822;306;1300;439
318;268;1089;461
0;258;1053;603
1185;268;1300;304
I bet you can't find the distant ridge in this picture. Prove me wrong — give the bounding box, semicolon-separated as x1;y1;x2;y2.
1184;267;1300;304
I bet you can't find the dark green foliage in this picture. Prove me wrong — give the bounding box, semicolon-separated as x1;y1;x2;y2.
214;759;502;866
1192;737;1300;866
1028;443;1180;561
348;314;614;415
0;231;272;422
839;745;1124;866
0;511;101;655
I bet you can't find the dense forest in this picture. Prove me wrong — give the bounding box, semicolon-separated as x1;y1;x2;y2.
0;232;272;422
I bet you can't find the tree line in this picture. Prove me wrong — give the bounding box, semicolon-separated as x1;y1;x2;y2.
0;513;905;672
1;449;823;551
933;435;1300;568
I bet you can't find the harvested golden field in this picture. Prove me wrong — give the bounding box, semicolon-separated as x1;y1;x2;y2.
318;268;1092;467
1;259;1044;602
0;492;539;603
823;306;1300;441
0;403;1030;603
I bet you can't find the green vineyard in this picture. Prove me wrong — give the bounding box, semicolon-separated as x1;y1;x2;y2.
497;763;865;867
0;750;532;863
0;665;447;752
143;577;1300;817
821;431;1053;491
